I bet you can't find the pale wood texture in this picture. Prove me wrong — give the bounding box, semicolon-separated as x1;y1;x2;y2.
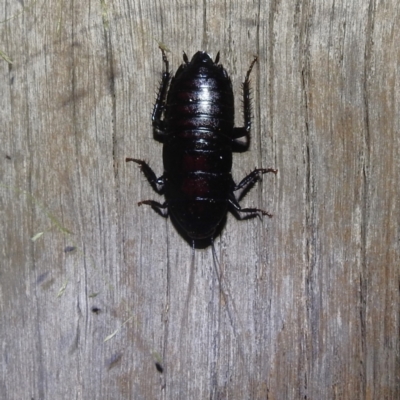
1;1;399;399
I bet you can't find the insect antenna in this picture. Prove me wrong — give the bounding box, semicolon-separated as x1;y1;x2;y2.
179;240;196;340
210;239;251;383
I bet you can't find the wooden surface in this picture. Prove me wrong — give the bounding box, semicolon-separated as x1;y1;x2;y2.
1;1;399;399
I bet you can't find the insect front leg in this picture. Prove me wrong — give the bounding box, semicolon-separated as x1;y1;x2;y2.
126;158;165;194
152;48;171;142
232;56;258;152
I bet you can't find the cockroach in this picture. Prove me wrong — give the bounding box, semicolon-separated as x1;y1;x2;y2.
127;48;277;247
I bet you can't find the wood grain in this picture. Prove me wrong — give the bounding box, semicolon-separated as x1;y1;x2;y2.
1;0;399;398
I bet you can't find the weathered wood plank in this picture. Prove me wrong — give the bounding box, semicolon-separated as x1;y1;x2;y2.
1;0;398;399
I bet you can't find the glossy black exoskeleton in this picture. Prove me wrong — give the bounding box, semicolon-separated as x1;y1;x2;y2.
127;48;277;246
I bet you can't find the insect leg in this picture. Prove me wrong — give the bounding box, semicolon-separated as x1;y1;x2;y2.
152;48;171;142
232;56;258;151
138;200;168;218
229;193;273;219
241;55;258;134
229;167;277;218
234;168;277;192
126;158;165;194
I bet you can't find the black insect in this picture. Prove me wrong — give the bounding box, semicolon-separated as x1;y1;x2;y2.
127;48;277;247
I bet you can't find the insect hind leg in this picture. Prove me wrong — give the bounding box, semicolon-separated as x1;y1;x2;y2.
229;194;273;219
